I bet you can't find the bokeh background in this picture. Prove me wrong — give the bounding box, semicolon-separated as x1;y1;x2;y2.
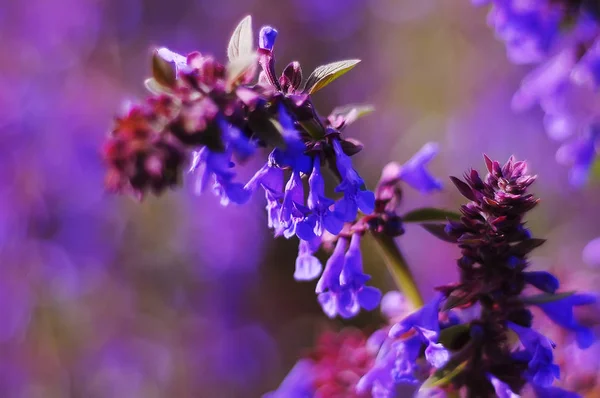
2;0;600;396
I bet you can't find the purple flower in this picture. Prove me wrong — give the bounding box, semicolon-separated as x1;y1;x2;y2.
391;336;423;384
279;170;313;240
259;26;278;52
315;237;348;318
190;147;250;206
297;160;344;237
389;294;444;340
508;322;559;387
358;296;447;397
263;359;315;398
339;233;382;316
356;339;398;396
271;105;311;174
219;119;256;161
294;238;323;281
397;142;443;194
531;293;597;349
332;139;375;222
523;271;559;293
315;235;381;319
487;374;520;398
555;127;599;187
477;0;563;64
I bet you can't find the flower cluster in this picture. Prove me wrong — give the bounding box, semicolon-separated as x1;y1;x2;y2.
103;16;443;320
473;0;600;186
357;156;596;397
265;291;414;398
265;328;375;398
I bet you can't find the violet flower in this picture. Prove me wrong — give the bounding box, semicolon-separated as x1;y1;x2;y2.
473;1;600;185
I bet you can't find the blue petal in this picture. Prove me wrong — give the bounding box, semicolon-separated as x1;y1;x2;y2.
398;142;443;194
356;190;376;215
322;212;344;236
357;286;382;311
334;197;358;222
523;271;560;293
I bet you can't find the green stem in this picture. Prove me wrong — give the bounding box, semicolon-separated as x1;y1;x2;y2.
370;232;424;308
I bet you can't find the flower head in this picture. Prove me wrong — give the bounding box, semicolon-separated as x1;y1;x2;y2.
315;235;381;319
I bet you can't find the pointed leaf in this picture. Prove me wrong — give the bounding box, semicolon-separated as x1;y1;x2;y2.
510;238;546;256
422;360;468;388
144;78;173;95
442;290;477;311
151;50;177;88
225;52;258;90
420;223;458;243
403;208;462;223
520;291;575;305
450;176;475;201
303;59;360;94
339;138;364;156
330;104;374;125
227;15;253;61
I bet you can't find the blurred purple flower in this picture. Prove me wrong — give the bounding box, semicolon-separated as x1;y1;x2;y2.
263;359;315;398
475;0;600;184
582;236;600;267
531;293;597;349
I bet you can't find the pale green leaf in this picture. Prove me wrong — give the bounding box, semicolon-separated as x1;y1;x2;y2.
422;360;468;389
225;53;258;90
144;78;173;95
303;59;360;94
227;15;254;62
329;104;374;125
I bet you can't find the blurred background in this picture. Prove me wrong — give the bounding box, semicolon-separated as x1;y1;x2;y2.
2;0;600;396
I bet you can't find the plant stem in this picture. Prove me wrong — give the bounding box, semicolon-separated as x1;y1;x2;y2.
371;232;424;308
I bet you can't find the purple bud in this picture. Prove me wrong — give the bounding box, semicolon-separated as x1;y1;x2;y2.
259;26;278;51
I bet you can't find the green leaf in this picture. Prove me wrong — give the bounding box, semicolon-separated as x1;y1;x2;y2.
422;359;468;389
329;104;374;125
303;59;360;94
521;291;575;305
420;223;458;243
151;50;177;88
438;324;470;350
227;15;254;62
403;208;462;223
